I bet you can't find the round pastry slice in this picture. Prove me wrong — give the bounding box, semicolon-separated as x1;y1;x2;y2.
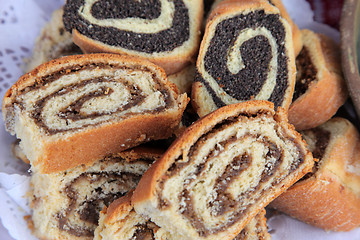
25;8;82;72
30;147;162;240
270;117;360;231
288;29;348;130
132;100;313;240
63;0;203;75
192;0;296;117
2;54;188;173
95;191;269;240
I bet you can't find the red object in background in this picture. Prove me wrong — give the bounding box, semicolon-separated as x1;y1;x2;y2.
305;0;344;30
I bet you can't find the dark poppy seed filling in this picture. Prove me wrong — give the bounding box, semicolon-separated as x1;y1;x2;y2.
91;0;161;20
156;112;306;236
293;47;317;101
63;0;190;53
10;63;173;135
197;10;289;109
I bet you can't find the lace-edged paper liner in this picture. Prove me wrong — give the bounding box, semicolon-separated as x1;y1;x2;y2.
0;0;359;240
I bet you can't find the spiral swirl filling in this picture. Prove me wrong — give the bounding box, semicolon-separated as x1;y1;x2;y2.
53;157;152;237
157;112;305;236
197;10;289;109
63;0;190;53
13;63;173;135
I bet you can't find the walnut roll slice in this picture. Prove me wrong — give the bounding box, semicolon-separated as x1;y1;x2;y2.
95;191;270;240
2;54;188;173
29;147;162;240
132;100;313;240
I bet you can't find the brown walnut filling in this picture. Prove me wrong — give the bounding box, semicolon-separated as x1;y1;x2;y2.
293;47;317;101
157;112;306;236
10;63;173;135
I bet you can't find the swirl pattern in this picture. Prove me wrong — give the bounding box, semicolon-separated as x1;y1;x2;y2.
3;54;187;173
63;0;201;53
158;114;303;236
193;3;295;117
133;101;313;240
14;64;172;135
30;150;156;239
63;0;203;74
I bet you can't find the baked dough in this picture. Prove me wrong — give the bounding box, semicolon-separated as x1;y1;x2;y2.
30;147;162;240
288;29;348;130
3;54;188;173
132;100;313;240
63;0;203;75
270;117;360;231
192;0;296;117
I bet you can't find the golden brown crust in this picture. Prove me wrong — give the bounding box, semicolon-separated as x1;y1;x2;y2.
288;29;348;130
39;113;178;173
256;209;271;240
207;0;280;23
3;53;188;173
271;170;360;231
102;190;134;224
270;117;360;231
190;81;214;117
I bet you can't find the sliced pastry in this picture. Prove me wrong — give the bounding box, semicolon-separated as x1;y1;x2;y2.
63;0;203;75
25;8;82;72
29;147;162;240
288;29;348;130
2;54;188;173
192;0;296;117
270;117;360;231
95;191;270;240
132;100;313;240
